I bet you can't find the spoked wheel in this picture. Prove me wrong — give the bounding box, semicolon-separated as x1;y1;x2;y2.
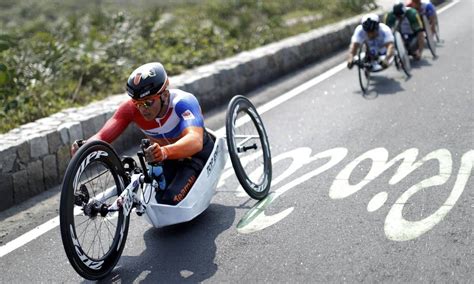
394;31;411;77
422;15;437;58
59;140;129;280
357;43;371;94
226;95;272;200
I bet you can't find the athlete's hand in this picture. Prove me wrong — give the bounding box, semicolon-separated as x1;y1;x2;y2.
380;59;389;69
71;139;86;156
347;60;354;69
144;143;169;163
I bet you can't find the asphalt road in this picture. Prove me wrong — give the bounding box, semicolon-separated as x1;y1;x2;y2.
0;0;472;282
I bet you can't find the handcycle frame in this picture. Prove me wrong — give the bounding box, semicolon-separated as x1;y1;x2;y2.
59;95;272;280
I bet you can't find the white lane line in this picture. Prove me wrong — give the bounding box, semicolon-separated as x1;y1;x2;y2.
215;62;346;136
0;0;460;258
437;0;460;13
0;217;59;258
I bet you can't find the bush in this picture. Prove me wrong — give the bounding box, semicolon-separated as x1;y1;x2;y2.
0;0;376;133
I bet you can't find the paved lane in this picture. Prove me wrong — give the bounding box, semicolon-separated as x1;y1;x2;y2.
0;0;471;282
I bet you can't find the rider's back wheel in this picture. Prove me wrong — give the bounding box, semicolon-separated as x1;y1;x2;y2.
357;43;370;94
394;31;411;77
226;95;272;200
59;140;130;280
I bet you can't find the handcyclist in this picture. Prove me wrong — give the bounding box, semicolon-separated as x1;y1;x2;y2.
347;13;395;71
71;62;214;205
384;2;424;60
407;0;437;35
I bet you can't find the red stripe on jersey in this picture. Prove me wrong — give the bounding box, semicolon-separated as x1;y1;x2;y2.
159;107;174;125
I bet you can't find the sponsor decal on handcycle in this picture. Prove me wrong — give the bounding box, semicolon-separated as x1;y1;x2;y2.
206;144;220;177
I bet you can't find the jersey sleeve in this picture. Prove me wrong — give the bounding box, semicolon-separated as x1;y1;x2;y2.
90;100;134;143
380;24;394;44
351;25;365;44
174;94;204;132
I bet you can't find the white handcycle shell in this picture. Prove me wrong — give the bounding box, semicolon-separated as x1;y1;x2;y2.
142;130;228;228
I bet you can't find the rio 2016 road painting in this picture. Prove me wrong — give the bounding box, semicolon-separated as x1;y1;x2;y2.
217;147;473;241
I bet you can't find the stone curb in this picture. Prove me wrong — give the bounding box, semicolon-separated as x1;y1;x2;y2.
0;1;444;212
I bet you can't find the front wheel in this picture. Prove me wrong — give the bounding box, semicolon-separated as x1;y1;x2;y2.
59;140;130;280
422;15;437;58
226;95;272;200
394;31;411;77
357;42;371;94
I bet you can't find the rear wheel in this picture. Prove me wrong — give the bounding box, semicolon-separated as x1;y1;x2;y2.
226;95;272;200
59;140;129;280
394;31;411;77
357;43;371;94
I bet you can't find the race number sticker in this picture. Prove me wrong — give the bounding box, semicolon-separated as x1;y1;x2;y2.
181;110;195;121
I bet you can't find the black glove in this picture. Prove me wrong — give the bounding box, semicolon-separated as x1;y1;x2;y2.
347;60;354;69
380;59;389;69
71;139;86;155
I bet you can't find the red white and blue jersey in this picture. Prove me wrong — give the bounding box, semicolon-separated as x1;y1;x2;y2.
92;89;204;145
138;89;204;140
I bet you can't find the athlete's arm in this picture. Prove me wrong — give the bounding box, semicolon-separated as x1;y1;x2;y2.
145;94;206;162
71;101;133;155
165;127;204;159
89;102;133;143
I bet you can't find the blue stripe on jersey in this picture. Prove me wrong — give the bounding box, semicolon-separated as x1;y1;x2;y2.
175;96;204;129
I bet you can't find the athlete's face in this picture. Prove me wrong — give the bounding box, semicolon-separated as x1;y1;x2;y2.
133;93;162;121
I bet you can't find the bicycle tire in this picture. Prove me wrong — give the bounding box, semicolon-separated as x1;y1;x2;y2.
226;95;272;200
394;31;411;77
422;15;437;58
59;140;130;280
357;43;370;94
435;20;440;43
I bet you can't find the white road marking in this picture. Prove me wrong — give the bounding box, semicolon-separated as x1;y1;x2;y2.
0;217;59;258
367;192;388;212
437;0;460;14
0;0;461;257
384;150;473;241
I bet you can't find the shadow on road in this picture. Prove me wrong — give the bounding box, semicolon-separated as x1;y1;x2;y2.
93;203;235;283
353;74;405;99
411;57;434;69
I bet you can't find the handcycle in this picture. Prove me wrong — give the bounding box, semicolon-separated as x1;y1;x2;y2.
59;95;272;280
353;31;410;94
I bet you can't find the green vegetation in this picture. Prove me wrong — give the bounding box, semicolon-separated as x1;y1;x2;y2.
0;0;376;133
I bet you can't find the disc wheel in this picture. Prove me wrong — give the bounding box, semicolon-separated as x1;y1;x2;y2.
394;31;411;77
59;140;129;280
357;43;371;94
226;95;272;200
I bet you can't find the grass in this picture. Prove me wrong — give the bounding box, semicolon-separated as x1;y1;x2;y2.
0;0;376;133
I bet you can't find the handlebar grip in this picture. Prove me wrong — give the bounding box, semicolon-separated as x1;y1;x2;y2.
141;138;151;150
